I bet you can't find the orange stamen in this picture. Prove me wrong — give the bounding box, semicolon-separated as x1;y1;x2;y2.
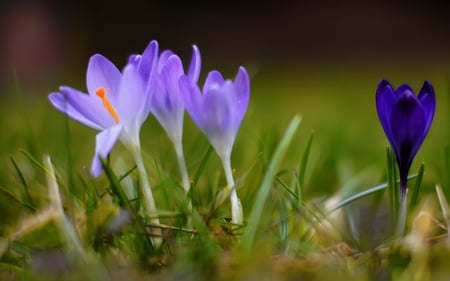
96;87;120;124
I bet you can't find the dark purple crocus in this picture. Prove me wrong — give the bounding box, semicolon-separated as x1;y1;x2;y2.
376;79;435;197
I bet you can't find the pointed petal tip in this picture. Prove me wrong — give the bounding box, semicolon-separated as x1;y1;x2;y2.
192;45;201;62
166;54;183;66
418;80;436;130
377;79;392;90
144;40;159;53
48;91;60;100
48;92;63;109
149;40;159;48
237;66;249;79
376;79;395;100
420;80;435;96
89;53;107;64
188;45;202;83
235;66;250;94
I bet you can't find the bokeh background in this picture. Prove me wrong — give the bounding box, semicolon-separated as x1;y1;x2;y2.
2;0;450;92
1;0;450;201
1;0;450;264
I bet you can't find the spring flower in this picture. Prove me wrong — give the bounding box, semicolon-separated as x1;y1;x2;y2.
180;67;250;224
148;46;201;195
376;79;435;197
49;54;151;177
149;46;200;148
49;50;161;238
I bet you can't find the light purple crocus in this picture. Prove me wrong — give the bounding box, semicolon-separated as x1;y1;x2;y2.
180;67;250;224
49;53;154;177
180;67;250;161
376;79;435;198
149;46;201;196
149;46;201;147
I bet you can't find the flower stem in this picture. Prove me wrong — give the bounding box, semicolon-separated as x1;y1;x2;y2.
396;184;408;238
133;150;158;221
173;137;191;196
221;154;243;225
173;137;192;227
44;155;86;261
131;146;162;243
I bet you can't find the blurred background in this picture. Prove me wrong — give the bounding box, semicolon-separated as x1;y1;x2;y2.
1;0;450;93
1;0;450;241
1;0;450;200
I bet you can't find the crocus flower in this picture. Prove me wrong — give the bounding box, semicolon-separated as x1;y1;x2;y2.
148;46;201;196
149;46;201;148
130;43;201;196
180;67;250;161
130;42;197;143
180;67;250;224
376;79;435;197
49;54;150;177
50;47;162;241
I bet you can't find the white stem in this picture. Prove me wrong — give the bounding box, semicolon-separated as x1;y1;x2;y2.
44;155;86;260
173;137;193;229
396;189;408;238
173;137;191;195
221;154;243;225
130;145;163;246
132;148;159;225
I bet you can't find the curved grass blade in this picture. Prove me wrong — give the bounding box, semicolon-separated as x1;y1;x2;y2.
21;149;46;171
436;184;450;245
62;112;77;201
274;175;299;201
386;147;399;224
327;174;417;214
409;163;424;209
10;156;35;210
43;155;87;261
100;158;131;209
297;131;314;201
242;115;302;253
191;146;213;191
20;150;63;184
0;185;36;211
445;145;450;195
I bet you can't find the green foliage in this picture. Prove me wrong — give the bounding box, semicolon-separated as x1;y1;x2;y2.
0;62;449;280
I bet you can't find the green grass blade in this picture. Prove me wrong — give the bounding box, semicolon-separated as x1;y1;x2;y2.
242;115;302;253
10;157;28;190
190;145;213;207
10;156;35;210
21;149;65;183
327;173;417;214
274;175;299;201
100;158;131;209
297;131;314;201
386;147;399;225
409;163;424;209
445;145;450;196
278;200;288;249
192;146;213;190
436;184;450;245
43;155;87;261
78;173;97;215
0;185;36;211
119;165;137;182
62;112;77;201
21;149;47;171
